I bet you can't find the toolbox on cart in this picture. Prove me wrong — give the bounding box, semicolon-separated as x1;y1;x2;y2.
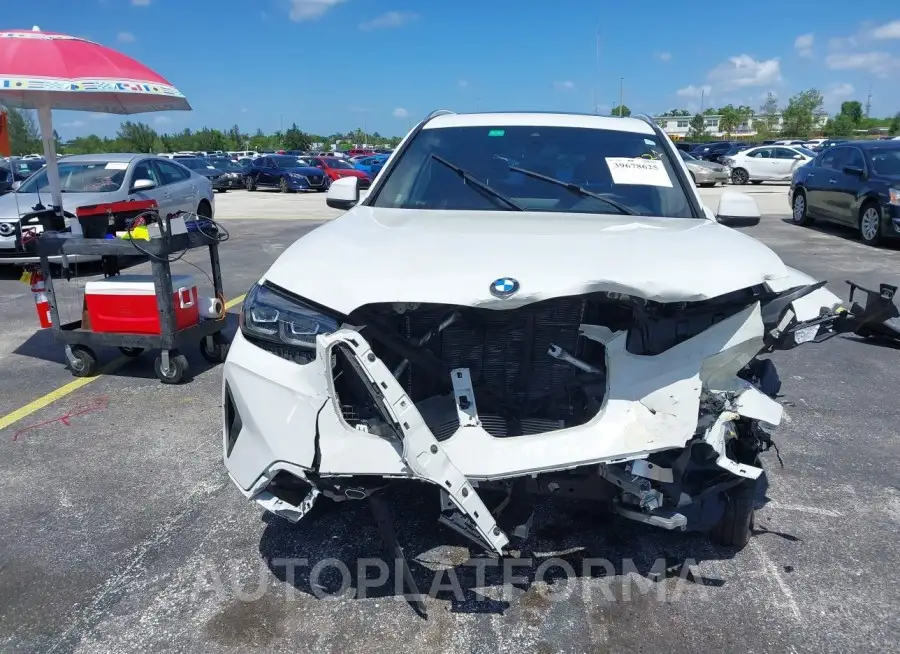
75;199;159;239
85;274;199;335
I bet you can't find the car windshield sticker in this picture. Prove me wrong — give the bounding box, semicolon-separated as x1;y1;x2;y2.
105;162;128;170
488;129;505;137
605;157;672;187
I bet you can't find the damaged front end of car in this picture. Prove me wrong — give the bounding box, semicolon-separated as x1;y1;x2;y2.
223;275;897;566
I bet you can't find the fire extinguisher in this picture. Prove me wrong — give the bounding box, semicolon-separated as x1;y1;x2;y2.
30;270;52;329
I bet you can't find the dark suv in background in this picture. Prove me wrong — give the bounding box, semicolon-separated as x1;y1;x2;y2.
790;140;900;247
691;141;746;161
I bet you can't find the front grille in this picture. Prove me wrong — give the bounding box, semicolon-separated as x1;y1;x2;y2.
308;175;324;185
349;296;618;437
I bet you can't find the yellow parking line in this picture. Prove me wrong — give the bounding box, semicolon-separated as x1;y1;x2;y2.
0;293;246;432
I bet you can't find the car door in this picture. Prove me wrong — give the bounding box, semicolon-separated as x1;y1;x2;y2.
772;147;804;180
154;159;198;214
801;153;830;219
258;157;274;186
830;146;866;226
814;147;849;223
742;147;773;179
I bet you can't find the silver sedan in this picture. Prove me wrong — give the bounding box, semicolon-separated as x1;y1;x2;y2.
0;153;215;265
679;150;730;188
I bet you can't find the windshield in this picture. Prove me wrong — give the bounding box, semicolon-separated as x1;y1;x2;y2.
870;149;900;176
793;146;817;158
18;161;128;193
679;151;697;161
371;124;696;217
181;158;216;170
211;159;241;171
325;158;354;169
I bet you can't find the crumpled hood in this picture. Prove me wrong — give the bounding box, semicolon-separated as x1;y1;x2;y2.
687;159;725;171
263;207;788;313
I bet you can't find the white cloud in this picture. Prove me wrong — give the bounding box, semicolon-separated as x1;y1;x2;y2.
676;84;711;99
288;0;347;22
153;115;172;125
116;31;135;43
871;20;900;40
794;33;814;58
458;80;468;89
131;0;151;6
351;107;369;113
89;113;109;120
241;107;248;113
61;120;86;129
553;80;575;91
706;54;781;90
359;11;418;31
825;51;900;77
655;51;672;62
392;107;409;118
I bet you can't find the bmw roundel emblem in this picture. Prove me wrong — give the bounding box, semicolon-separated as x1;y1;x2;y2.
490;277;520;299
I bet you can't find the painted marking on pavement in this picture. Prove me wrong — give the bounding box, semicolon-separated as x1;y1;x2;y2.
0;294;246;433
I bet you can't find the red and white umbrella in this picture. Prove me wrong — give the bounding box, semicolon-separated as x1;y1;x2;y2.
0;26;191;228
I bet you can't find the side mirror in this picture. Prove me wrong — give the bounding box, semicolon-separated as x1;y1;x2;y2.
793;154;803;160
131;178;157;192
715;190;761;227
11;181;21;191
843;165;864;177
325;176;359;210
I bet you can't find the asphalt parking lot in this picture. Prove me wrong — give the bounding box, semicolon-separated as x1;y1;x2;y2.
1;185;898;653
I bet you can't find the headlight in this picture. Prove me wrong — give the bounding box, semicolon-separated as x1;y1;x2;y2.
240;284;339;361
889;188;900;206
289;173;307;181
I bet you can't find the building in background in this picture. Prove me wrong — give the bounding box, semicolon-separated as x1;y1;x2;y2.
654;113;829;140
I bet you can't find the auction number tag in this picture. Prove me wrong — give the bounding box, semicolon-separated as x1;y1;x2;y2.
605;157;672;187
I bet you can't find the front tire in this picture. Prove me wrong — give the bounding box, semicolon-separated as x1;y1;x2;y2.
731;168;749;185
154;351;189;384
792;189;812;225
859;202;883;247
710;477;757;549
245;175;257;192
279;177;291;193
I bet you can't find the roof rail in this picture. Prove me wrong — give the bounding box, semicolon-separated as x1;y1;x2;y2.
633;113;657;127
422;109;455;123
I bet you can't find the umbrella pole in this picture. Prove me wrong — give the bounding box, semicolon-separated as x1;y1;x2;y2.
36;103;81;236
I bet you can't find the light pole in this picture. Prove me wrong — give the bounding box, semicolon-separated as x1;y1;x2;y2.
618;77;624;116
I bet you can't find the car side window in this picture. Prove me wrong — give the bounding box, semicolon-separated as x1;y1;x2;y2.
844;148;865;170
774;148;798;159
155;160;191;185
132;161;159;186
747;148;770;158
820;148;848;171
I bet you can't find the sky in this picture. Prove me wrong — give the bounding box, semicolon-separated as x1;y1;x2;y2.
11;0;900;140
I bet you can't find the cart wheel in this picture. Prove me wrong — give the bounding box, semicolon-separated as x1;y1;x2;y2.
119;347;144;358
67;345;98;377
154;350;189;384
199;334;230;363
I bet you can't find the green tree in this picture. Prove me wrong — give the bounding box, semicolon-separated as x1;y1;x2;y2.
757;92;780;136
283;122;310;150
226;124;244;150
686;113;708;140
718;104;752;137
890;112;900;136
660;109;691;116
5;107;41;155
610;104;631;117
824;114;857;137
116;120;158;152
780;89;824;138
839;101;863;125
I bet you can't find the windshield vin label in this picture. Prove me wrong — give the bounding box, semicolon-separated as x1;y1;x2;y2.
605;157;673;187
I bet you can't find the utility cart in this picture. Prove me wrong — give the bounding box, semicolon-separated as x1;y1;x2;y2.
36;226;229;384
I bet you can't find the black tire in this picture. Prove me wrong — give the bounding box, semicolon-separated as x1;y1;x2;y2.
859;201;883;247
791;188;813;226
217;188;227;193
710;477;757;549
119;346;143;358
245;175;257;192
197;200;212;220
154;350;189;384
199;333;230;363
67;345;98;377
699;182;716;188
731;168;749;185
279;177;291;193
750;180;763;185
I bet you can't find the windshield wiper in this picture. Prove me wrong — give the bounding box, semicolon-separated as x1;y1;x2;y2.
430;154;524;211
507;165;638;216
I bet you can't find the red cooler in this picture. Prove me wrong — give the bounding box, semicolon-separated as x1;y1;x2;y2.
85;274;199;334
